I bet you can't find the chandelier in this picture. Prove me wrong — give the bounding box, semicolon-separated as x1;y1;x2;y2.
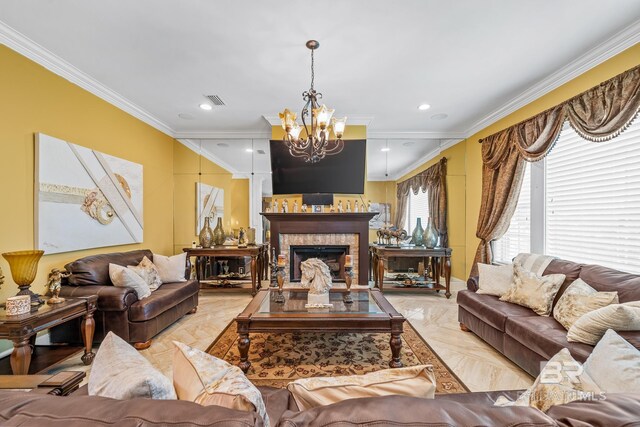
279;40;347;163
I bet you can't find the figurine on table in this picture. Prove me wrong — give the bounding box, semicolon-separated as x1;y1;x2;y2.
282;199;288;213
293;200;299;213
337;200;344;213
46;268;68;304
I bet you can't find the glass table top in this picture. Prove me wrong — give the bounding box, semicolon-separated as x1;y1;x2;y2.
258;290;384;314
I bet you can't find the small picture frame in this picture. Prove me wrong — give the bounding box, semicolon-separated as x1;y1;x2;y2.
312;205;323;213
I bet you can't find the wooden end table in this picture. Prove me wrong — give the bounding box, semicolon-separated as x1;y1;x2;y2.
370;245;453;298
234;288;405;373
0;296;97;375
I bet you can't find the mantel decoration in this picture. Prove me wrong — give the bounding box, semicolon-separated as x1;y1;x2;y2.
2;250;45;306
279;40;347;164
300;258;333;308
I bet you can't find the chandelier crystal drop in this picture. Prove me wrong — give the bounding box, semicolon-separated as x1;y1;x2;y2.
279;40;346;163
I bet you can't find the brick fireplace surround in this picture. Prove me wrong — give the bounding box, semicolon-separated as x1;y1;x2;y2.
262;213;376;286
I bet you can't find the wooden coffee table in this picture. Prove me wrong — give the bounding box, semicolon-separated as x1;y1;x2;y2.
234;288;405;373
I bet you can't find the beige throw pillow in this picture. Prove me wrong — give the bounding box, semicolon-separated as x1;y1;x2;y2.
583;329;640;393
477;263;513;297
553;279;618;330
109;263;151;299
500;263;565;316
495;348;601;412
153;253;187;283
287;365;436;411
567;301;640;345
89;332;176;400
128;256;163;291
172;341;269;427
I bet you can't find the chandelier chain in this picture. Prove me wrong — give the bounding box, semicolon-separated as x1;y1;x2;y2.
310;49;315;91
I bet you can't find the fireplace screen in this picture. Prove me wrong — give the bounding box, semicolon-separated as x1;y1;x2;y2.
290;245;349;282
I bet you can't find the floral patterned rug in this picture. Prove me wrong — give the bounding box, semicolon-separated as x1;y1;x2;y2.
207;321;468;393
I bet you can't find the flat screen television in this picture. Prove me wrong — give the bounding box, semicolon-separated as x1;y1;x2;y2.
270;139;366;195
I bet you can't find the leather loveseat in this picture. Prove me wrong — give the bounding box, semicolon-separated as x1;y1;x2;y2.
0;387;638;426
458;258;640;376
50;249;199;349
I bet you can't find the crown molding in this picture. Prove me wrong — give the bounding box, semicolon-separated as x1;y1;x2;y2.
173;131;271;139
367;131;466;140
262;115;374;127
177;139;239;174
0;20;176;137
463;19;640;137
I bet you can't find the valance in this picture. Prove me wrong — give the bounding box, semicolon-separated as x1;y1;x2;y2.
394;157;448;247
472;65;640;276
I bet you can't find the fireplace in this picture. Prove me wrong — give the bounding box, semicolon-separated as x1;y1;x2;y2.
290;245;349;282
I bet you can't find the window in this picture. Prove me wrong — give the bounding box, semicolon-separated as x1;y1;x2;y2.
405;189;429;232
493;119;640;273
492;163;531;263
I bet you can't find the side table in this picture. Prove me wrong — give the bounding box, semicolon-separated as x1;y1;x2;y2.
0;296;97;375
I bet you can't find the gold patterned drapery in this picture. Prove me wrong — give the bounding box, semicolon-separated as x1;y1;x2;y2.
472;65;640;276
395;157;448;247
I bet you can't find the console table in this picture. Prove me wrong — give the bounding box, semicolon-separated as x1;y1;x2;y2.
0;296;97;375
370;246;452;298
183;245;268;296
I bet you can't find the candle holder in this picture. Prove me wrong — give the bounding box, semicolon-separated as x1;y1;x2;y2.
274;265;286;303
344;265;354;304
2;250;45;306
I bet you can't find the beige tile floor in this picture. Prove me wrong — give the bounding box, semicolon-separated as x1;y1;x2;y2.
46;278;533;392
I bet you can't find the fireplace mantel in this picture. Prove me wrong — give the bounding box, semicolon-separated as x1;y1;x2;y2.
262;212;376;286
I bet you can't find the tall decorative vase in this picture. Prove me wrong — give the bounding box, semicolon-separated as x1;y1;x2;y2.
199;217;214;248
1;250;45;305
213;217;225;246
411;218;424;246
423;217;438;249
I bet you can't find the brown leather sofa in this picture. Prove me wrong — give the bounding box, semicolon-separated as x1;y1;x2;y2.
50;249;199;349
0;387;638;426
458;258;640;376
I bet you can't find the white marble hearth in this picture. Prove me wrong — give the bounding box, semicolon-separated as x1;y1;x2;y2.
280;233;360;284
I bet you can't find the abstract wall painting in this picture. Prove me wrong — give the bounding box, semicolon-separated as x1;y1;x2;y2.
369;202;391;229
35;133;143;254
196;182;224;234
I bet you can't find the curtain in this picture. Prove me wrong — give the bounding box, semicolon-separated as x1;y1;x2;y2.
471;65;640;277
394;158;448;246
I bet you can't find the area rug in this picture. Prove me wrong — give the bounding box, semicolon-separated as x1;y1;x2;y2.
207;321;468;393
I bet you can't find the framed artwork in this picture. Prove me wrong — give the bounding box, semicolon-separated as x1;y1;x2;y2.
312;205;323;213
369;203;391;229
196;183;224;233
35;133;143;254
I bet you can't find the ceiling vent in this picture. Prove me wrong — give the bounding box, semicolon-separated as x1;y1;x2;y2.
257;149;266;155
204;95;226;106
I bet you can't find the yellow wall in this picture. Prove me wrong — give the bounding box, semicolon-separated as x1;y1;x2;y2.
172;141;249;254
399;43;640;279
396;142;467;279
270;125;396;241
0;45;176;304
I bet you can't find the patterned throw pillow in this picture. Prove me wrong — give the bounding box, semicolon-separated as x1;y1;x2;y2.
109;263;151;299
495;348;601;412
287;365;436;411
128;256;163;291
89;332;176;400
172;341;269;427
553;279;618;330
567;301;640;345
500;263;565;316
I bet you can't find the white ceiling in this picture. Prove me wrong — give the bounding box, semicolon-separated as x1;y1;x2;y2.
1;0;639;192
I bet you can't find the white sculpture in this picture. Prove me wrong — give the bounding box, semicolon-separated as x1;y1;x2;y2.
346;201;352;212
354;200;359;212
301;204;308;213
293;200;299;213
300;258;333;308
282;199;288;213
273;200;278;213
337;200;344;213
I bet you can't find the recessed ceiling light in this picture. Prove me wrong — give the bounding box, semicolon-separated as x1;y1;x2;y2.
199;103;213;111
245;148;254;153
381;147;391;152
217;143;229;147
402;141;415;147
178;113;195;120
418;104;431;111
431;113;448;120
